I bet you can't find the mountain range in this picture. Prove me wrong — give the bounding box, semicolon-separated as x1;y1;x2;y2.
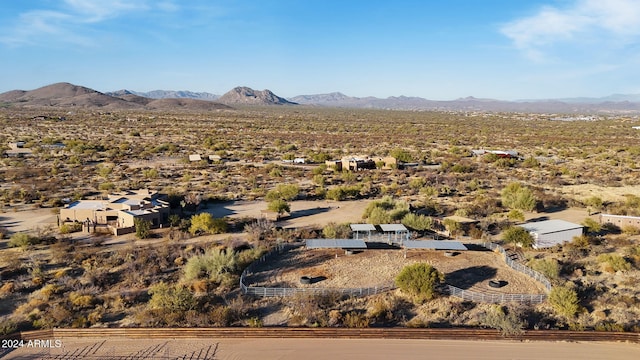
0;83;232;111
288;93;640;113
3;82;640;113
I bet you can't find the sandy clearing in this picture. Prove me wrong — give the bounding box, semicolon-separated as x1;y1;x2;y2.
523;207;596;224
247;247;548;294
2;337;638;360
558;184;640;203
205;199;372;228
0;208;57;234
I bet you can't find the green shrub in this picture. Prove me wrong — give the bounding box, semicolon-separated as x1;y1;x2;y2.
390;148;413;162
267;199;290;214
528;258;560;280
442;218;462;236
507;209;525;222
597;253;631;273
501;182;537;211
69;292;96;309
8;232;39;248
481;305;524;336
548;286;580;318
621;225;640;235
134;218;151;239
594;321;625;332
325;185;362;201
183;248;238;283
189;213;227;235
148;282;195;312
401;213;433;231
395;263;444;303
363;196;409;224
322;222;351;238
502;226;534;248
582;218;601;233
368;207;392;224
247;316;263;328
343;311;370;328
0;320;17;335
60;222;82;234
265;184;299;201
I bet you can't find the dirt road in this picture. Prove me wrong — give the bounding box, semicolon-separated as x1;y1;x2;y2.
205;199;372;228
2;337;638;360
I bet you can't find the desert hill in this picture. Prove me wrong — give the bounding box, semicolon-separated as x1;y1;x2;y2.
108;89;220;101
0;82;137;109
0;83;231;111
218;86;297;106
144;98;232;111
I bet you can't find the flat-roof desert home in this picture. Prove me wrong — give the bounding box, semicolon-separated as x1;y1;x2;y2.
325;155;398;171
471;149;520;159
519;219;583;249
60;189;169;234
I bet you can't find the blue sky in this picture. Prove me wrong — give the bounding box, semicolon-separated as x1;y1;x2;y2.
1;0;640;100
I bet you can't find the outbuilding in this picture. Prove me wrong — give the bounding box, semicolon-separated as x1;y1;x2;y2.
519;219;583;249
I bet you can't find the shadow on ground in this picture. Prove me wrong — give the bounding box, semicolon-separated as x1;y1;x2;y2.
445;265;497;290
288;207;331;219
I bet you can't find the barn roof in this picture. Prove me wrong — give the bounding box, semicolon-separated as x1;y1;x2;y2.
403;240;467;250
305;239;367;249
379;224;408;232
350;224;376;232
520;219;583;234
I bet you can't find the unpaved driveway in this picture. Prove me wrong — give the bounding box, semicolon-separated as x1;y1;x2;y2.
0;208;57;233
205;200;372;228
2;337;638;360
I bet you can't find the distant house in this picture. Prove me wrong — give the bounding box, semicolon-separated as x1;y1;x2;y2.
342;157;376;171
326;155;399;171
208;154;223;162
599;214;640;228
325;159;343;171
59;189;169;235
519;220;583;249
188;154;202;162
5;142;32;157
471;149;520;159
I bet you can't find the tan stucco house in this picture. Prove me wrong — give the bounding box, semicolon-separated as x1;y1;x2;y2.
60;189;170;234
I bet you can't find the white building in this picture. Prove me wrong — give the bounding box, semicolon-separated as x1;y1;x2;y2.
520;220;583;249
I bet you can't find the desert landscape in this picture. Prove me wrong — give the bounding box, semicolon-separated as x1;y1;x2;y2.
4;2;640;358
0;83;640;359
0;83;639;341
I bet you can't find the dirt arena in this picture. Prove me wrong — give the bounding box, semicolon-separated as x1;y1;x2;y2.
246;246;549;295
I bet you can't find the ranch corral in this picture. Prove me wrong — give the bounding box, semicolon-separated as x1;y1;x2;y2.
245;245;548;295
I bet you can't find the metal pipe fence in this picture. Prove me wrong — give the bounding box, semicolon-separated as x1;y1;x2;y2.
240;241;551;304
239;243;393;298
479;242;552;291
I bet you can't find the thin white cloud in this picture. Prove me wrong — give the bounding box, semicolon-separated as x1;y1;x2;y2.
0;0;164;46
501;0;640;60
157;1;180;13
63;0;149;22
